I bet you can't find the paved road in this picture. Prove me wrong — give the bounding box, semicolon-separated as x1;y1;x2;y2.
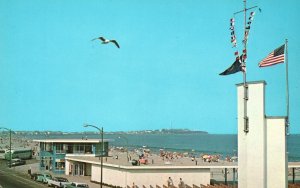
0;169;47;188
0;160;46;188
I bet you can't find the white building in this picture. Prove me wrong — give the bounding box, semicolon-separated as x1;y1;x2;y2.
237;81;288;188
34;139;109;174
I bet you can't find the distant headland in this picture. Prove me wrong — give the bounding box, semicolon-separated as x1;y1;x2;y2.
5;129;208;136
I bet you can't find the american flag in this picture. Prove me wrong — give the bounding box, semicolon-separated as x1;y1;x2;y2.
259;44;285;67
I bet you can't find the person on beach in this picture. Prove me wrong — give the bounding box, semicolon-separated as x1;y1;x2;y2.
167;177;173;188
178;178;185;188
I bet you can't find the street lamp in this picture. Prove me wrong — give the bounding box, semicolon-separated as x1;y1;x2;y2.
118;135;129;162
0;127;12;168
83;124;104;188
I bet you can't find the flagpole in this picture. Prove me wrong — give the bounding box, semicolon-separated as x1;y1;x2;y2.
243;0;249;133
230;0;258;133
285;39;290;135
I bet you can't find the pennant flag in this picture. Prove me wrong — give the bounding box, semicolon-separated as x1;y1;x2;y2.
219;56;243;76
259;44;285;67
242;54;247;61
229;17;237;48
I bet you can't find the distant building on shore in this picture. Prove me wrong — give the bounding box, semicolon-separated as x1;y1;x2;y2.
33;139;109;174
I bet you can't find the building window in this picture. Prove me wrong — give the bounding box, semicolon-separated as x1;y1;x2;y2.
74;144;84;154
85;145;92;154
56;144;65;154
55;161;65;170
40;142;53;152
67;144;73;153
45;143;53;152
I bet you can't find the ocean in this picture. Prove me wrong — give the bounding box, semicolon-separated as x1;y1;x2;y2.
29;133;300;162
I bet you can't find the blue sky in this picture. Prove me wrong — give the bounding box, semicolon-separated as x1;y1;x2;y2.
0;0;299;133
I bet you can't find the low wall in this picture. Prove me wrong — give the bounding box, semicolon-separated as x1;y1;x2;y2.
91;163;210;187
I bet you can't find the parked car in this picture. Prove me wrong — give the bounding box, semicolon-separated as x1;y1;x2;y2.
31;173;46;183
39;173;52;184
65;182;89;188
30;172;43;181
48;177;71;188
7;158;26;167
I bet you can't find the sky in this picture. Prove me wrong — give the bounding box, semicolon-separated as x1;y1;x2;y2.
0;0;299;134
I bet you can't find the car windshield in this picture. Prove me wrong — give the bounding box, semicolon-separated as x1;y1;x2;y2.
78;184;88;187
57;178;68;182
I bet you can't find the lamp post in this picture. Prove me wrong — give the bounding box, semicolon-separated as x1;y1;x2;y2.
118;135;129;162
0;127;12;168
84;124;104;188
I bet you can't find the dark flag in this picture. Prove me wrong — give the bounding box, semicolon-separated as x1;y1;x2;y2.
258;44;285;67
219;56;243;76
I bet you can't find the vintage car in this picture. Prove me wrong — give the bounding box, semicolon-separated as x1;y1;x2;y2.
7;158;26;167
30;172;43;181
48;177;71;188
35;172;52;184
65;182;89;188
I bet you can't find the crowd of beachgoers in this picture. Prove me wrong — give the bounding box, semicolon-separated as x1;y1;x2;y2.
111;145;237;166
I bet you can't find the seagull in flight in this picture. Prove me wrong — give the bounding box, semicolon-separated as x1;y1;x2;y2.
91;36;120;48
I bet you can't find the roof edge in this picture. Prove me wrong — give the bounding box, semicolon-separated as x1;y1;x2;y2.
266;116;287;119
236;80;267;87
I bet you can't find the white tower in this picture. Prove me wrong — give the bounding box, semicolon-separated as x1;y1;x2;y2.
237;81;287;188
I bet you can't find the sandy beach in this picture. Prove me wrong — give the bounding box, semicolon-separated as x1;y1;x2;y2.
1;134;300;188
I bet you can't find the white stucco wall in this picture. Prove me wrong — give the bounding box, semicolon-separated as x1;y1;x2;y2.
266;118;287;188
237;81;266;188
65;160;70;175
237;81;287;188
91;164;210;187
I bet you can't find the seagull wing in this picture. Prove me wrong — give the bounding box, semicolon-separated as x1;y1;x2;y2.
91;37;105;41
110;40;120;48
99;37;106;42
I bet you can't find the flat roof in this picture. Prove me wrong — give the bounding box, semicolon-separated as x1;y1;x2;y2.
236;80;266;87
66;155;300;170
33;139;110;143
266;116;287;119
65;156;237;169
